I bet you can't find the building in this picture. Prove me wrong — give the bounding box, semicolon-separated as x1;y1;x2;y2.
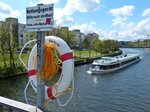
18;23;27;46
18;23;36;48
5;17;19;46
87;32;99;40
73;29;85;49
0;17;36;48
81;33;85;44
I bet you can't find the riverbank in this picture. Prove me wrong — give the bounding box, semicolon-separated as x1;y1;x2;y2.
75;50;122;66
0;50;122;78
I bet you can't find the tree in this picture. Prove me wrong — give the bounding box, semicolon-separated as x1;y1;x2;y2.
83;38;90;49
6;22;17;67
24;32;37;50
92;39;105;54
103;39;119;53
0;21;18;73
68;31;78;48
0;22;8;69
82;37;91;57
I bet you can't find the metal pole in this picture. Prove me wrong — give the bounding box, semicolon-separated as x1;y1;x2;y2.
37;31;45;110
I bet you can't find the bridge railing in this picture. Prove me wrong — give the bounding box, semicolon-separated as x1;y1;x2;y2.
0;96;42;112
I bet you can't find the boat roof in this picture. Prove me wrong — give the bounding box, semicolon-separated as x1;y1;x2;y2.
92;53;139;66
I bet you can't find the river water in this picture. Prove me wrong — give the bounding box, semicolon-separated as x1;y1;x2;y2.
1;48;150;112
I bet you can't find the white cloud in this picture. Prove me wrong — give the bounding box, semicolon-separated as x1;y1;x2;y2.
29;0;60;6
29;1;37;6
54;7;74;26
70;21;100;34
109;5;135;17
109;5;136;30
39;0;60;4
69;5;150;41
54;0;101;26
0;1;20;20
112;16;127;27
67;4;150;41
106;17;150;41
136;18;150;33
69;18;150;41
64;0;101;14
142;8;150;16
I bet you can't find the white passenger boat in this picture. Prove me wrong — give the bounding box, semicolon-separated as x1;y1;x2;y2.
87;54;141;74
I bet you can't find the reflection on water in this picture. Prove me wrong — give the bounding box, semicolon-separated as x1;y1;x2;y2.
0;48;150;112
93;76;98;85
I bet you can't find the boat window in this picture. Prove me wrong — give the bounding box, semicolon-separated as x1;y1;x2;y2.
100;65;107;69
124;54;127;57
92;65;100;69
121;58;137;65
100;64;120;70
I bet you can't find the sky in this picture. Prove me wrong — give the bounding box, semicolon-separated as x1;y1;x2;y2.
0;0;150;41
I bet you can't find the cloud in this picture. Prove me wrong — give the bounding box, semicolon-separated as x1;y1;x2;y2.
69;5;150;41
29;1;37;6
29;0;60;6
109;5;135;17
64;0;101;14
112;16;127;27
69;18;150;41
103;6;150;41
136;18;150;33
0;1;20;20
54;7;74;26
70;21;101;34
39;0;60;4
61;4;149;41
142;8;150;16
109;5;136;29
54;0;101;26
106;17;150;41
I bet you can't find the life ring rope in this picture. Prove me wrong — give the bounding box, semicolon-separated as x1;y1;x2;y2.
19;39;37;70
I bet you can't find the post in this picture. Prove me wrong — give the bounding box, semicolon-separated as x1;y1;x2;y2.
37;31;45;110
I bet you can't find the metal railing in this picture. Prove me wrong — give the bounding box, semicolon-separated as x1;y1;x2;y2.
0;96;42;112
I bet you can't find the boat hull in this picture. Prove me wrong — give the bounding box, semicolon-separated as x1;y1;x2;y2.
87;57;140;75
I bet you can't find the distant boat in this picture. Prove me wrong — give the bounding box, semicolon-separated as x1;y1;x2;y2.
87;53;141;74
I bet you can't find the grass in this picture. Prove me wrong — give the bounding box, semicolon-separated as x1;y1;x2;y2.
0;53;30;71
0;50;101;67
73;50;101;58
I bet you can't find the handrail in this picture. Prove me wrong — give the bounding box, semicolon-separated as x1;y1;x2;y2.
0;96;42;112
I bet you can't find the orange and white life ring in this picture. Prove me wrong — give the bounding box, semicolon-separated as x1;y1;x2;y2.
27;36;74;100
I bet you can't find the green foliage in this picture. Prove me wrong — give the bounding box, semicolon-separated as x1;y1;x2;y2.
0;22;24;75
74;50;101;58
127;40;150;48
25;32;36;42
92;39;104;53
83;38;90;49
87;37;119;54
0;52;28;76
103;40;119;52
